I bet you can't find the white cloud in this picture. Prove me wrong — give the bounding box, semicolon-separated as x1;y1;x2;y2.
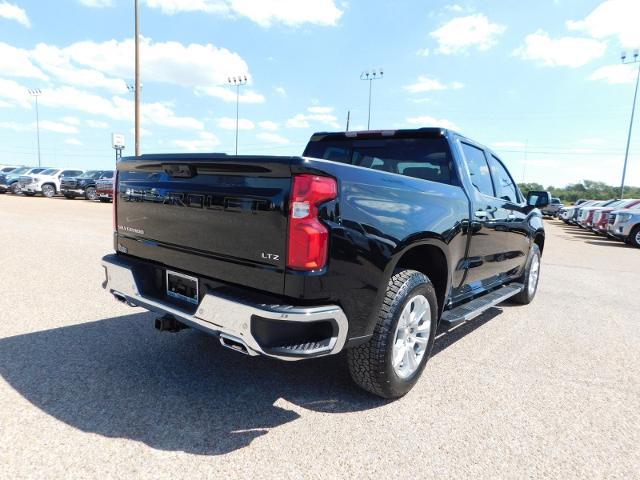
0;78;32;108
258;120;279;131
145;0;343;27
216;117;255;130
66;37;250;91
590;63;637;84
567;0;640;48
257;132;290;145
78;0;114;6
430;14;505;54
61;116;81;126
404;75;463;93
36;85;203;130
30;43;128;93
416;48;430;57
0;1;30;27
173;131;220;152
0;120;78;134
307;106;333;114
492;141;526;149
274;86;287;97
86;119;109;128
197;86;265;103
513;30;606;67
0;42;47;79
286;109;340;129
405;115;459;130
65;137;83;146
39;120;79;134
408;97;431;104
0;121;31;132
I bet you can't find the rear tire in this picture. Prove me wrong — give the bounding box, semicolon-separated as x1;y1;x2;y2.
512;243;541;305
85;187;97;201
347;269;438;399
10;183;20;194
628;225;640;248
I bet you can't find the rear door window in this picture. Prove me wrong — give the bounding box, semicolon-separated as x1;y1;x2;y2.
460;142;494;196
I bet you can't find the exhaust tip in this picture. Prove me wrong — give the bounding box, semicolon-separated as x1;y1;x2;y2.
219;334;250;355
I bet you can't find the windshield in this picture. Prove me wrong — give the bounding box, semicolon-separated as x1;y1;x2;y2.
78;171;103;179
1;167;17;173
10;167;30;175
26;168;47;175
40;169;60;176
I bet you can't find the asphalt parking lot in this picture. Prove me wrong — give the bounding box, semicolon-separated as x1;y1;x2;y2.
1;194;638;479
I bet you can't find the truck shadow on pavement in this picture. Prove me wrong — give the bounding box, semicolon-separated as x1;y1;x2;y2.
0;309;500;456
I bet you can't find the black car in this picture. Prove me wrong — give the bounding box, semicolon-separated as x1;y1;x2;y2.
102;128;547;398
60;170;111;200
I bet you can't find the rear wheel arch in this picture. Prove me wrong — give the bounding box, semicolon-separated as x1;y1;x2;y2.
391;242;450;317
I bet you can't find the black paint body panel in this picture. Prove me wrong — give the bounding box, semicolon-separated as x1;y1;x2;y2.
114;129;544;342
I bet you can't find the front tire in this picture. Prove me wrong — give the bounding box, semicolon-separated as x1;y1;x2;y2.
42;184;56;198
85;187;97;201
347;269;438;399
628;225;640;248
513;243;541;305
10;183;20;194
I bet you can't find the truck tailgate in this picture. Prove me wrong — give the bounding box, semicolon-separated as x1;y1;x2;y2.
115;155;296;295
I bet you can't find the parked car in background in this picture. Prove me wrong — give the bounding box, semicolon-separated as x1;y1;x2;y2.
95;171;115;202
607;203;640;247
541;197;563;217
578;199;621;228
60;170;111;200
576;200;615;228
592;199;640;235
561;200;598;224
19;168;85;198
7;167;50;194
0;167;30;193
1;166;22;173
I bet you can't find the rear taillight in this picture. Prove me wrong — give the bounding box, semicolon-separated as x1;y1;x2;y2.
287;174;337;271
113;171;118;232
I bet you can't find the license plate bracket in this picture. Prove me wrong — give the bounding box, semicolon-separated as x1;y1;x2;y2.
166;270;199;305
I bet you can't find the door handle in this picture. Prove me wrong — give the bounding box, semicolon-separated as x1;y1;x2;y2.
508;213;516;220
475;210;488;219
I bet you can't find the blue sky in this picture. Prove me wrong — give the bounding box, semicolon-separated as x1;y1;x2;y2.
1;0;639;188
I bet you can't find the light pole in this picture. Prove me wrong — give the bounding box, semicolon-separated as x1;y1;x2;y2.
360;68;384;130
227;75;247;155
28;88;42;167
620;49;640;199
134;0;141;157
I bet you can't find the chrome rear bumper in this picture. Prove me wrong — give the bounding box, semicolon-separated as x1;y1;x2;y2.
101;254;348;361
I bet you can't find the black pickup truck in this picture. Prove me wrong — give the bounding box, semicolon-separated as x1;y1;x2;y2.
102;128;548;398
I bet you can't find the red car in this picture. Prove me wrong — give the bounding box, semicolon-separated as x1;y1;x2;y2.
592;199;640;234
96;174;115;203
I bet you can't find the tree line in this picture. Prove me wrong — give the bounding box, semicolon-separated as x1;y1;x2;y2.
517;180;640;204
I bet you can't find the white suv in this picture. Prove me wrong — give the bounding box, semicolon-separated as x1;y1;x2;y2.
21;168;85;198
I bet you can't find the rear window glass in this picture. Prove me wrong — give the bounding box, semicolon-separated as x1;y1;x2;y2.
303;137;457;186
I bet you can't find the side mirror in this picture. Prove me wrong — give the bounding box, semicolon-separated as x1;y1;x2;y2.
526;191;551;209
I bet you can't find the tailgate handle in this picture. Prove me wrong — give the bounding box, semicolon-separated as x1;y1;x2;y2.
163;164;195;178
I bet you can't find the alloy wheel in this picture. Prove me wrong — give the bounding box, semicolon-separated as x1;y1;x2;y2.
392;294;431;379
